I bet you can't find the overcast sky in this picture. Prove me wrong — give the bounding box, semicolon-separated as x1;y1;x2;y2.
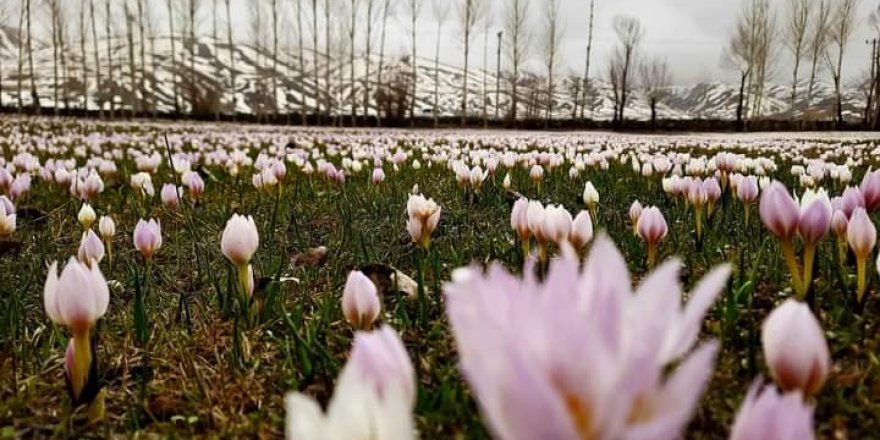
218;0;878;85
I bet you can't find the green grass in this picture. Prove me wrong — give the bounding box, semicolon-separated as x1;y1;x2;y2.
0;119;878;438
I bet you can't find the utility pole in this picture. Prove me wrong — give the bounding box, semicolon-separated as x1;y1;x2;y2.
495;30;502;120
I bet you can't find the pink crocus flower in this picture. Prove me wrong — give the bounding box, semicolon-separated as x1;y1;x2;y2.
445;235;730;440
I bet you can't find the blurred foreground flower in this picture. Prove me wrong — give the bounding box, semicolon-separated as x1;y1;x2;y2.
729;381;815;440
762;299;830;397
445;235;730;440
285;325;414;440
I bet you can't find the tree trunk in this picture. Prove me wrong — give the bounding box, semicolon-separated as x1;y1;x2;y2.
106;0;116;118
81;0;90;112
90;0;103;118
297;0;307;125
126;2;137;117
376;0;390;126
167;0;180;115
349;0;357;127
226;0;236;120
736;70;747;132
26;0;39;113
52;2;60;116
16;1;23;114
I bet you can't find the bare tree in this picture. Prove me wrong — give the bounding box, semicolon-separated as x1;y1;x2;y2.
481;9;494;128
186;0;200;116
578;0;595;120
250;0;264;119
824;0;859;127
431;0;449;127
270;0;279;119
324;0;333;124
26;0;38;112
311;0;321;123
640;57;671;127
746;0;775;119
0;0;9;109
458;0;487;126
608;15;644;124
166;0;180;114
542;0;563;126
16;0;23;113
363;0;379;125
404;0;424;124
48;0;61;115
805;0;831;118
504;0;531;124
144;0;157;117
225;0;236;118
79;0;89;112
375;0;393;125
137;0;147;115
212;0;220;120
295;0;307;124
124;0;137;116
348;0;360;126
89;0;102;117
785;0;810;113
723;0;770;129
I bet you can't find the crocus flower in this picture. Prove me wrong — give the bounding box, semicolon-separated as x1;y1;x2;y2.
762;299;830;397
78;203;96;230
372;168;385;185
44;258;110;402
542;205;573;247
629;200;643;235
221;214;260;267
569;210;594;251
859;169;880;211
342;271;381;330
839;186;865;218
98;216;115;240
729;381;815;440
184;171;205;203
582;181;599;216
760;182;800;241
445;235;730;440
847;208;876;302
133;218;162;260
511;198;531;258
221;214;260;298
78;229;105;266
161;183;180;209
797;188;832;296
285;326;415;440
638;206;668;268
405;194;441;250
760;182;805;297
0;199;15;237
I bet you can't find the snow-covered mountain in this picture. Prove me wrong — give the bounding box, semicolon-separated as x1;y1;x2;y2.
0;26;866;121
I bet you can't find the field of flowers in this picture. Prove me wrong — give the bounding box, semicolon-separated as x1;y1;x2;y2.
0;118;878;439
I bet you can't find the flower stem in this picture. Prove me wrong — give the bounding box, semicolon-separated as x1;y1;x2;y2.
856;256;868;304
801;244;816;301
780;239;803;297
72;331;91;402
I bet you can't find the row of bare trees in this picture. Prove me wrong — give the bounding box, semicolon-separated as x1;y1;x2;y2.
725;0;862;129
0;0;871;128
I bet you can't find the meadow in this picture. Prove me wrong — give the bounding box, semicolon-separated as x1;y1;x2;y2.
0;117;878;439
